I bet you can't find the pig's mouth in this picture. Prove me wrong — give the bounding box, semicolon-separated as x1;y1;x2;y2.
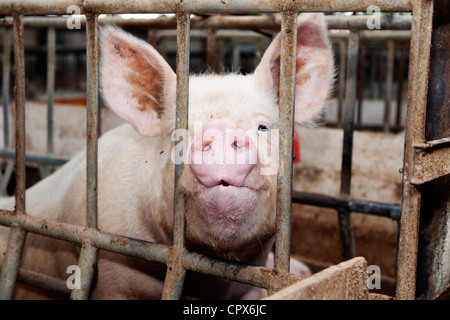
218;180;230;187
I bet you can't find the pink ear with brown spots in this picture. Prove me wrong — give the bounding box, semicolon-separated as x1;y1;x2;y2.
100;26;176;137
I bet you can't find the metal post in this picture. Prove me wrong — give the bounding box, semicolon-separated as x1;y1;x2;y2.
161;12;190;300
274;11;297;275
0;27;14;197
338;30;359;261
46;27;55;155
337;39;346;126
396;45;407;130
70;13;99;300
0;15;27;300
396;0;434;300
384;39;395;133
2;27;11;149
206;27;216;73
416;0;450;300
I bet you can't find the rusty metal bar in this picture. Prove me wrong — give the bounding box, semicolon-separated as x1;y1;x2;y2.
0;0;413;15
384;39;395;133
356;45;366;127
46;27;55;155
292;190;402;221
411;138;450;185
69;13;100;301
161;12;190;301
0;210;169;265
338;30;359;261
396;0;434;301
0;15;27;300
396;45;407;130
274;11;297;276
6;15;413;31
0;209;304;294
0;28;12;194
337;39;346;126
181;251;302;292
0;261;70;296
70;242;98;300
206;27;217;73
416;0;450;299
0;150;67;166
85;14;99;231
0;225;27;299
2;27;11;149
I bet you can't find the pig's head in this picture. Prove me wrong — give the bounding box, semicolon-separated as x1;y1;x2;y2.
100;13;333;258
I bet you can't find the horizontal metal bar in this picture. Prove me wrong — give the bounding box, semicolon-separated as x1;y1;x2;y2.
0;209;303;293
181;251;303;292
0;210;168;265
0;150;68;166
411;138;450;185
292;190;402;221
0;261;70;296
0;0;413;15
3;15;413;31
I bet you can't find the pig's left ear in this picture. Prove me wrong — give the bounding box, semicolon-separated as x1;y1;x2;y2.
100;26;176;137
254;13;334;124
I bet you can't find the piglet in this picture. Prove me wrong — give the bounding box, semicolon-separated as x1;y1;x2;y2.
0;13;333;299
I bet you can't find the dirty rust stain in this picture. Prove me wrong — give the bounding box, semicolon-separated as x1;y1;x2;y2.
112;40;164;115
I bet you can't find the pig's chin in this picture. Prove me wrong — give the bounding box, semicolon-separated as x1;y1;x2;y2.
196;185;258;226
185;183;273;252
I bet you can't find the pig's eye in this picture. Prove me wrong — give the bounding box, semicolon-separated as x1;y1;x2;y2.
257;124;269;132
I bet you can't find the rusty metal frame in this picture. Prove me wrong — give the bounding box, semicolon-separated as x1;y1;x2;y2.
0;0;448;301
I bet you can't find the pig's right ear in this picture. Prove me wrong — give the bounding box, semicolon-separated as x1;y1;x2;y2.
100;26;176;137
254;13;333;124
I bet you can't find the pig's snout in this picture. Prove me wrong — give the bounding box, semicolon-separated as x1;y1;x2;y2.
190;119;257;188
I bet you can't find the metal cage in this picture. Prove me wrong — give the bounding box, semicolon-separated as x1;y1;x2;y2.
0;0;448;300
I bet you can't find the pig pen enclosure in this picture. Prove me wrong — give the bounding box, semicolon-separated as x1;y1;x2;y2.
0;0;449;300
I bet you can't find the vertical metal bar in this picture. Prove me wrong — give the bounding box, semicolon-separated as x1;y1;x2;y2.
274;11;297;274
356;45;366;128
46;27;55;155
206;27;216;73
338;30;359;261
69;242;98;300
337;39;346;126
254;37;262;67
410;0;449;300
161;12;190;301
85;14;99;231
396;45;406;130
69;14;99;300
384;39;395;133
217;38;224;73
396;0;434;300
2;27;11;149
0;15;27;300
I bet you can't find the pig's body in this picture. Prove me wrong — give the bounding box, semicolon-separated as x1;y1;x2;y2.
0;13;333;299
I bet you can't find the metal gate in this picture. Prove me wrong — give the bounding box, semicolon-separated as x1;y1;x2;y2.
0;0;449;300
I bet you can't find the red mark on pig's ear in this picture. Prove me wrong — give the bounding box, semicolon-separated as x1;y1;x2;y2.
100;26;176;137
254;13;334;125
